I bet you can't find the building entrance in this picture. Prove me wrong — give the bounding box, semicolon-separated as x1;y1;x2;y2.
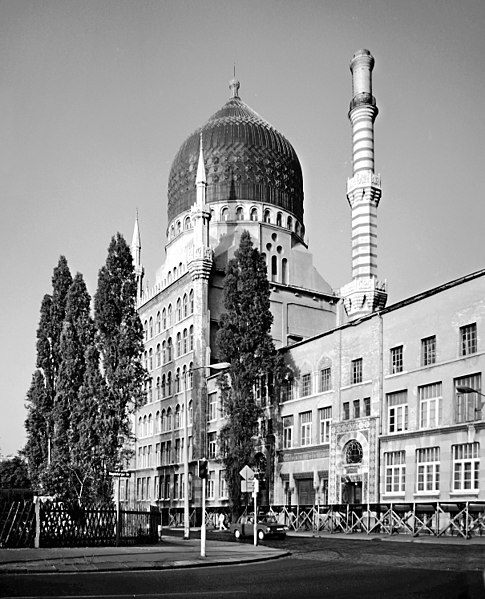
341;480;362;504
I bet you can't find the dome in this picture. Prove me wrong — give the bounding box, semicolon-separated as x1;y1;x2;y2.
167;79;304;224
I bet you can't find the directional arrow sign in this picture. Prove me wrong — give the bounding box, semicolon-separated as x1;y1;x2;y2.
239;465;255;481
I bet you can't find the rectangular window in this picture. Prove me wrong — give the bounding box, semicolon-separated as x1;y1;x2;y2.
353;399;360;419
219;470;228;499
208;392;217;421
164;475;170;499
452;443;479;491
301;373;312;397
385;451;406;494
320;367;332;392
363;397;371;417
419;382;442;429
387;390;408;433
175;439;181;463
343;402;350;421
455;373;482;423
174;473;179;499
166;441;172;464
416;447;440;493
319;407;331;444
351;358;363;384
208;432;217;459
300;411;312;446
460;323;477;356
421;336;436;366
390;346;403;374
207;471;215;498
283;416;293;449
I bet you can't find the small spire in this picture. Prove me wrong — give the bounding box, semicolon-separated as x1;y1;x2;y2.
196;133;206;185
229;70;240;99
131;211;141;267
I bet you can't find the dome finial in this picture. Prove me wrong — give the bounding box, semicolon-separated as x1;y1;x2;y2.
229;65;240;99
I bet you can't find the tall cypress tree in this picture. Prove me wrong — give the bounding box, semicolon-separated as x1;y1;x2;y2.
94;233;145;479
25;256;72;491
217;231;285;517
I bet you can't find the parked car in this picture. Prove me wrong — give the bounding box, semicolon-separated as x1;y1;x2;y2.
230;513;288;541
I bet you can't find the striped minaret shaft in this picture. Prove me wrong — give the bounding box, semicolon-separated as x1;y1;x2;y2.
347;49;381;281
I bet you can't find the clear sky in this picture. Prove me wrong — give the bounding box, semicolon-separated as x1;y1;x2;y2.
1;0;485;456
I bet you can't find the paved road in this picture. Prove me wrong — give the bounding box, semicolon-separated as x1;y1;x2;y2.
1;557;483;598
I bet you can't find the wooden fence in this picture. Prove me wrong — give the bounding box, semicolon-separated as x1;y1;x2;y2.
0;499;160;548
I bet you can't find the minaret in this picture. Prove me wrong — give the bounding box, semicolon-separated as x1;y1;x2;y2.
187;136;213;460
341;49;387;319
131;212;144;300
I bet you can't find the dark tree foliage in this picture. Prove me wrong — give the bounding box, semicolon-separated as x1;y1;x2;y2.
28;256;72;490
51;273;96;500
24;370;49;490
0;456;31;490
94;233;146;480
216;230;286;517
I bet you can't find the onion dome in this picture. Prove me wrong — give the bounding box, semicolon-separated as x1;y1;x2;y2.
167;79;304;224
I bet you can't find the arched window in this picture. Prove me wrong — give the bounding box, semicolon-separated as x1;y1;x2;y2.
149;317;153;339
162;308;166;330
175;405;181;428
287;216;293;230
184;216;191;230
176;220;181;235
149;348;153;370
167;271;172;285
175;368;181;394
176;298;182;322
167;371;172;396
166;407;172;431
183;294;188;318
236;206;244;220
148;413;153;435
264;209;271;223
188;362;193;388
170;224;175;238
144;321;148;341
161;409;166;432
189;325;194;351
188;400;193;424
183;328;188;354
221;207;229;221
167;304;172;326
156;344;161;367
296;222;301;237
148;378;153;403
176;332;182;357
143;415;147;437
210;209;215;220
155;411;160;433
162;340;167;364
143;351;147;370
189;289;194;314
276;212;282;226
282;258;288;284
250;207;258;221
161;374;166;398
138;416;142;437
156;377;160;400
271;255;277;282
167;338;172;362
156;312;161;334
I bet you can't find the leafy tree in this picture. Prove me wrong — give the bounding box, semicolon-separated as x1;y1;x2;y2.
26;257;72;490
216;231;285;517
51;273;96;500
94;233;146;483
24;370;49;490
0;456;31;490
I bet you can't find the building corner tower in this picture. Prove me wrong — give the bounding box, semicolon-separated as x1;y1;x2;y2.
131;213;144;300
341;49;387;319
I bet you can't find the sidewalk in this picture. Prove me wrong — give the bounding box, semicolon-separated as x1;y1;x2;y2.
0;536;288;575
288;530;485;545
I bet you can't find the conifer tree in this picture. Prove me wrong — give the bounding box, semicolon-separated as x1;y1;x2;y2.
94;233;145;480
217;231;285;517
24;370;49;490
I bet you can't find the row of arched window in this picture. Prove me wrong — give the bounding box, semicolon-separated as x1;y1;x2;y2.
144;362;194;404
138;401;194;438
167;206;304;241
143;326;194;371
144;290;194;341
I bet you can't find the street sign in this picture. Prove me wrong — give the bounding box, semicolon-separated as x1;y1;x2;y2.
241;479;255;493
108;471;131;478
239;465;255;480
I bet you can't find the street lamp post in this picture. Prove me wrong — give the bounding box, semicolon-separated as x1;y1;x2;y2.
182;361;230;544
455;385;485;417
